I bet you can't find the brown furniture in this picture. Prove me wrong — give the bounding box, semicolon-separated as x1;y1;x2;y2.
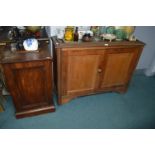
0;41;55;118
0;103;4;112
52;37;145;104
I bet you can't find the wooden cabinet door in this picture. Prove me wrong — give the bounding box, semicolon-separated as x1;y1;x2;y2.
61;49;104;96
99;48;140;89
3;60;53;112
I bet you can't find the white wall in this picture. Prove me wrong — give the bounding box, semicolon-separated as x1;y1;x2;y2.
45;26;66;36
134;26;155;69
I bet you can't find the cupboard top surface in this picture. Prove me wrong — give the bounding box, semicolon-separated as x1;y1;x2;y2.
52;37;145;49
0;27;48;44
0;41;52;64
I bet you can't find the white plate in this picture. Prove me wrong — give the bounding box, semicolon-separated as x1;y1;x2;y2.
101;34;116;41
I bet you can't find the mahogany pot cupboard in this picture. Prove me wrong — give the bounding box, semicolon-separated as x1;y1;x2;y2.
0;40;55;118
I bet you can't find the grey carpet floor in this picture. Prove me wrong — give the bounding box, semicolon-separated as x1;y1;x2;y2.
0;74;155;129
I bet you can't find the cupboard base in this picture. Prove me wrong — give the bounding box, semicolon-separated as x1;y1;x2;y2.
16;104;55;119
58;85;128;105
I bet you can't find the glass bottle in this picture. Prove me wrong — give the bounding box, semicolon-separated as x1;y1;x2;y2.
74;27;79;41
64;26;74;41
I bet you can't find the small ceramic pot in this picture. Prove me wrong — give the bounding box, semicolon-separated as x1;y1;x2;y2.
23;38;38;51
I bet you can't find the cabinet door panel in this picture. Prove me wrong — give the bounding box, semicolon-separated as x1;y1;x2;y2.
14;66;47;110
64;54;101;95
100;49;136;88
4;61;52;111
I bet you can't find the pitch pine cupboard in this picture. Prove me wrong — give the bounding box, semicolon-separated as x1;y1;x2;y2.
52;37;145;104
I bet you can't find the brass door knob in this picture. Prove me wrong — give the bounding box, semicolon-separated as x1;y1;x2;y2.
98;68;102;73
